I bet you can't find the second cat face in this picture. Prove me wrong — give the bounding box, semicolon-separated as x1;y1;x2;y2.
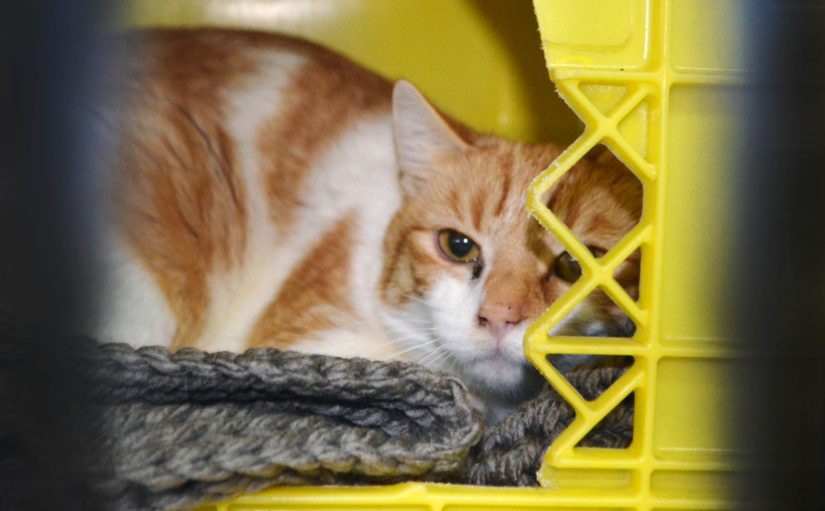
380;83;642;398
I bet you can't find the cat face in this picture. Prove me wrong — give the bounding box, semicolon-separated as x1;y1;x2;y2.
379;82;642;399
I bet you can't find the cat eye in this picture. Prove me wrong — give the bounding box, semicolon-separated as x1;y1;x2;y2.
554;251;581;282
553;246;607;282
437;229;480;263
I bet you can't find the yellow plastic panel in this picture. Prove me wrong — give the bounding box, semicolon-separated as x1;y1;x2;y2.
670;0;748;72
660;85;745;345
534;0;650;70
650;469;747;501
654;358;737;461
526;0;749;509
121;0;581;143
198;483;641;511
617;100;649;160
579;83;629;117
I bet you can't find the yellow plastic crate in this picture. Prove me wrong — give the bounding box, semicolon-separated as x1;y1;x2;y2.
124;0;750;508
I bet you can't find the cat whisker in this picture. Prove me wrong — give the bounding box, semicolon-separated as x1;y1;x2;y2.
356;333;438;356
385;318;440;329
379;334;434;347
400;294;431;307
405;326;441;334
434;344;455;364
427;350;451;370
399;294;453;316
386;338;441;360
415;345;448;367
372;327;441;344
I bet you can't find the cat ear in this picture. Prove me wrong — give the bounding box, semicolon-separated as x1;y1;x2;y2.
392;80;468;195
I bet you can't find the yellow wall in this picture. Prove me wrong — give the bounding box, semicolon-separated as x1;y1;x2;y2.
122;0;581;144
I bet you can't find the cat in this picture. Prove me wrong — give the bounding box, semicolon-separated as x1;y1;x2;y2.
91;29;642;421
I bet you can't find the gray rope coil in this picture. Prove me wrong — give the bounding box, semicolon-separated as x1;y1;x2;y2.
465;366;632;486
82;343;484;510
2;313;633;511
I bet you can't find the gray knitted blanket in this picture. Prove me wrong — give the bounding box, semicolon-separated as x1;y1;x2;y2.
77;343;632;510
0;315;632;511
83;343;481;509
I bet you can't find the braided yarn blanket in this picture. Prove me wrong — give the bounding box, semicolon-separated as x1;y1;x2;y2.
1;314;632;511
82;344;632;509
86;344;482;509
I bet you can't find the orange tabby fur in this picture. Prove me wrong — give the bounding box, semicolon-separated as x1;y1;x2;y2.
96;29;641;418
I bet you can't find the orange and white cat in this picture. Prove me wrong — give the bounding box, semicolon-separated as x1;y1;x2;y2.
93;29;641;419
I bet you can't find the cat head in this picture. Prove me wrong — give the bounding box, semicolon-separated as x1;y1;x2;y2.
379;81;642;399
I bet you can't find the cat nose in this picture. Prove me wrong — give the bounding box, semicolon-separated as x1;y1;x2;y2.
477;302;526;344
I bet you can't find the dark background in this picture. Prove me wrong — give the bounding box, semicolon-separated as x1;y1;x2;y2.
1;1;105;509
0;1;824;509
735;1;825;508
